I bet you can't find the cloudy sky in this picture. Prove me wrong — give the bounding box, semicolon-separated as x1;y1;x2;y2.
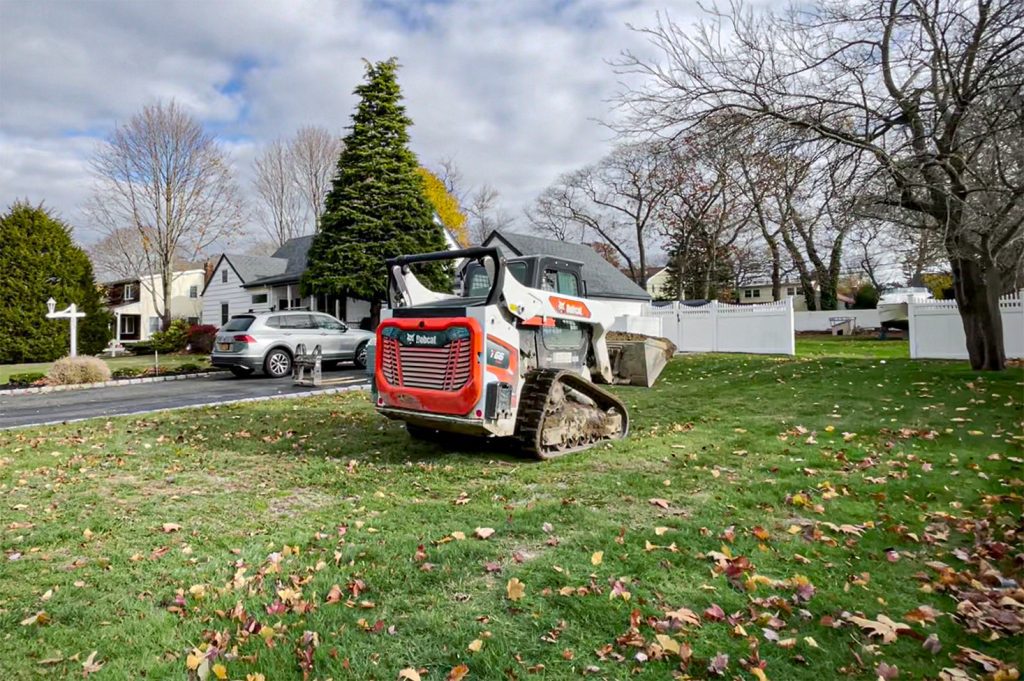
0;0;699;249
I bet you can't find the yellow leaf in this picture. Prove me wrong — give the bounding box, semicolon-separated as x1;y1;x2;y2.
751;668;768;681
83;528;94;540
212;663;228;680
451;531;466;540
399;668;422;681
186;652;203;671
591;551;603;566
803;637;819;648
246;675;266;681
468;638;483;652
447;664;470;681
654;526;669;536
506;578;525;602
474;527;495;540
655;634;680;655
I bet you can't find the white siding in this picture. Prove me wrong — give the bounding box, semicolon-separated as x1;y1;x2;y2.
201;258;271;327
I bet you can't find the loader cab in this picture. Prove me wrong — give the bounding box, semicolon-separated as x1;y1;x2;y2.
467;255;590;370
461;255;586;299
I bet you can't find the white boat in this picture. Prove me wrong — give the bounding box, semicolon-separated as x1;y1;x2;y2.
877;287;934;329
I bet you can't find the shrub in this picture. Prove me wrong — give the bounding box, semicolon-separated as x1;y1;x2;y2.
111;367;143;379
149;319;190;353
130;342;155;355
47;356;112;385
187;324;218;354
6;371;47;387
176;362;204;374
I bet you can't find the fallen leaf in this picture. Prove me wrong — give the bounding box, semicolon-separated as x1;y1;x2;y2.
654;526;669;536
506;578;525;602
20;611;49;626
447;664;470;681
649;498;670;509
876;661;899;680
591;551;603;566
655;634;680;655
474;527;495;540
923;634;942;655
708;652;729;676
82;651;103;675
213;663;228;680
848;614;912;644
161;522;181;533
398;669;422;681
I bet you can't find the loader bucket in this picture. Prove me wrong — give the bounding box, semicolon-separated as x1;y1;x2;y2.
606;335;676;387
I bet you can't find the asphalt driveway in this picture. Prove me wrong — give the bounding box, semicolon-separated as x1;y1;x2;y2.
0;368;370;429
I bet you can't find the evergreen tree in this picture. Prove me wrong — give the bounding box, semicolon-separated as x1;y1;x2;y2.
302;59;448;319
0;202;113;362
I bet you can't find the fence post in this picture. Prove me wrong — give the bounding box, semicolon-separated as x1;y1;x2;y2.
907;301;918;359
710;300;719;352
787;297;796;356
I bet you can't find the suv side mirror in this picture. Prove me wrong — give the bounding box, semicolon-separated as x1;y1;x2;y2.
339;322;348;332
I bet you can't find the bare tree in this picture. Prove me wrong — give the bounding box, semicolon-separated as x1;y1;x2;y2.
253;139;306;247
88;100;244;329
615;0;1024;369
87;227;155;281
289;125;342;230
467;184;514;245
529;142;672;285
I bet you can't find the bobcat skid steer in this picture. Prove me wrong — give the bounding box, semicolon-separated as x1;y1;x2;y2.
372;247;672;459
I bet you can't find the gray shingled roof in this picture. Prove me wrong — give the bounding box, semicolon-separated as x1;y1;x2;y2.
227;254;288;283
483;230;651;301
240;235;315;287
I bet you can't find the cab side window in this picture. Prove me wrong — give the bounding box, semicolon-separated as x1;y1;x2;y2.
544;269;580;296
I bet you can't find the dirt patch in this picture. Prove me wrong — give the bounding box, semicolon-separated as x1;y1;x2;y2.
267;488;337;517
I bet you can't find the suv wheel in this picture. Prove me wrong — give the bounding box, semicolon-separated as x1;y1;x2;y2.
353;341;368;369
264;348;292;378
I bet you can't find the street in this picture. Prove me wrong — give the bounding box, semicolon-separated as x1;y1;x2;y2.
0;368;370;429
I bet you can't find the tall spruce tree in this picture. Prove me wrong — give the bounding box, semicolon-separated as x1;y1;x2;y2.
302;59;448;320
0;202;112;362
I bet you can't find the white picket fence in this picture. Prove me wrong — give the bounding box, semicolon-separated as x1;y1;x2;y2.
618;299;795;355
908;290;1024;360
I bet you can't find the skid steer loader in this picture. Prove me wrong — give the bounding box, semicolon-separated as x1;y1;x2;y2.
372;247;672;459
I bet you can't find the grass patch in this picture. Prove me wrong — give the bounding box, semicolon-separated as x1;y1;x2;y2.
0;354;211;385
1;339;1020;680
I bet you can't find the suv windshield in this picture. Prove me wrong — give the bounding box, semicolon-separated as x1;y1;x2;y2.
222;316;255;332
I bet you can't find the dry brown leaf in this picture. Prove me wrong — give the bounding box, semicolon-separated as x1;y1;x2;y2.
506;578;525;602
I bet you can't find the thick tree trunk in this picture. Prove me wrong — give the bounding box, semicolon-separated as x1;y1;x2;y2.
370;299;382;330
949;255;1005;371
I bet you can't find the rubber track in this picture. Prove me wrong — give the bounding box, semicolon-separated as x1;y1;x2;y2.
514;368;629;459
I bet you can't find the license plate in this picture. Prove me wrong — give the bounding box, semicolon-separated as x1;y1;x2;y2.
217;342;232;351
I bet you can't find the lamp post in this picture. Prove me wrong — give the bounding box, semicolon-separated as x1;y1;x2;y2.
45;297;87;358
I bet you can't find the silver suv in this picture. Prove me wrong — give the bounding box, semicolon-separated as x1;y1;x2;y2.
211;311;374;378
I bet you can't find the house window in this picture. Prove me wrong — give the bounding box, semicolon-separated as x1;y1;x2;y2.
787;287;796;296
124;283;135;300
189;285;198;299
187;317;199;326
149;317;161;333
279;298;289;310
221;303;229;325
744;289;752;298
753;289;761;298
252;293;268;305
122;316;136;334
221;269;228;283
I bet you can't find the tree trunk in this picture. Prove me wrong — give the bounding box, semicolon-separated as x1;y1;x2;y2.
949;254;1006;371
370;299;382;330
161;267;173;331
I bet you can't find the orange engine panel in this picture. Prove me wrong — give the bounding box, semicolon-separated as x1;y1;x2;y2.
375;317;483;416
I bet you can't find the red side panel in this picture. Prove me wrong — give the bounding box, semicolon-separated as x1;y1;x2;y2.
375;317;483;416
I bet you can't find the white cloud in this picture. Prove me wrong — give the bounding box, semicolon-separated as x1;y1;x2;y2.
0;0;699;247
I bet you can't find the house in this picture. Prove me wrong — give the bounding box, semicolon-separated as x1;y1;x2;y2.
644;267;672;299
203;229;463;328
736;280;853;311
202;236;372;328
479;230;651;316
103;266;206;342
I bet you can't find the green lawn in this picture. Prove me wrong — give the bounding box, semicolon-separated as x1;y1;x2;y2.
1;339;1020;680
0;354;211;384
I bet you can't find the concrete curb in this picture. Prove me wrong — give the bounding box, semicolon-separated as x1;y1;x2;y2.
0;383;371;431
2;371;225;396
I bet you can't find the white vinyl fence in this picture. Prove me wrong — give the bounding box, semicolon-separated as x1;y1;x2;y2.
620;299;795;355
908;290;1024;360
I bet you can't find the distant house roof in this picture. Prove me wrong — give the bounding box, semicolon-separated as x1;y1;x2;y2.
243;235;315;287
481;230;651;302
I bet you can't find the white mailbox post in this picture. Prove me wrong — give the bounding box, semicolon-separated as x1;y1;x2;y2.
46;297;87;358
